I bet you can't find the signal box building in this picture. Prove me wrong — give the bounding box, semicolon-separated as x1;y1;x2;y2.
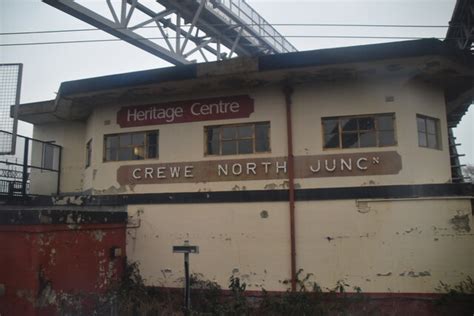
1;39;473;313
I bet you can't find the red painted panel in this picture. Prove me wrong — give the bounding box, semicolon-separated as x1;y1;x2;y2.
0;223;126;316
117;95;254;127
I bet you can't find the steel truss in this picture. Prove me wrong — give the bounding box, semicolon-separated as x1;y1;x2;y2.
43;0;297;65
446;0;473;54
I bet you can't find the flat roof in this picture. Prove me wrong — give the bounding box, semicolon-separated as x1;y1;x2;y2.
57;39;468;96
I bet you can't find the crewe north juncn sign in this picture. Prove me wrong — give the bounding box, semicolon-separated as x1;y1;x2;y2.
117;151;402;185
117;95;254;128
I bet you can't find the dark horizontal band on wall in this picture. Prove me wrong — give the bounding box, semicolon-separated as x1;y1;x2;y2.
0;183;471;208
89;183;474;206
0;209;128;225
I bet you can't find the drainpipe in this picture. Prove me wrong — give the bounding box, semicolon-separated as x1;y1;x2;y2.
283;84;297;292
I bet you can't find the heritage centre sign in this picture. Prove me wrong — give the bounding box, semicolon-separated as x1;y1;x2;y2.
117;151;402;185
117;95;254;127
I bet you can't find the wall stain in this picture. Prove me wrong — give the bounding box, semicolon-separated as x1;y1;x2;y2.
449;213;471;233
326;235;349;242
357;201;371;214
260;210;269;219
399;271;431;277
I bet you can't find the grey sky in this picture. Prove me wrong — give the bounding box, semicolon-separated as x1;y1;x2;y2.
1;0;472;164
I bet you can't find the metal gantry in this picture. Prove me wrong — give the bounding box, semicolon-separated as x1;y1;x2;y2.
43;0;298;65
445;0;473;54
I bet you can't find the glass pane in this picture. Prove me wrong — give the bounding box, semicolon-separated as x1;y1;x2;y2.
377;115;394;131
132;133;145;145
119;134;132;146
207;141;219;155
427;134;438;149
255;123;269;142
221;140;237;155
206;127;219;142
417;117;426;132
106;148;117;161
106;135;118;148
43;144;54;169
342;133;358;148
237;125;253;138
255;136;270;152
418;132;427;147
341;118;357;131
322;119;339;134
221;127;236;140
148;146;158;158
147;132;158;147
238;139;253;154
379;131;396;146
426;119;437;134
133;146;145;159
324;133;339;148
359;131;376;147
118;147;133;160
358;117;374;131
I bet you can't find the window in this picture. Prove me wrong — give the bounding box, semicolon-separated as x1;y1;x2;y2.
417;115;441;149
42;143;56;169
85;139;92;168
205;122;270;155
322;113;396;149
104;130;159;162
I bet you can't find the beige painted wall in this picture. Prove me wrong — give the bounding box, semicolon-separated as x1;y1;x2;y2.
32;121;86;193
27;70;472;295
72;76;451;195
126;198;473;293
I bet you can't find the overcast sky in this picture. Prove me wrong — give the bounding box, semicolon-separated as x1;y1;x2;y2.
1;0;472;165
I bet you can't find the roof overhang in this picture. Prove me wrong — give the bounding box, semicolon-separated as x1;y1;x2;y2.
18;39;473;126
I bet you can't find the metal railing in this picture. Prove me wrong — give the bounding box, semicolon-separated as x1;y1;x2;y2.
210;0;297;53
0;130;62;196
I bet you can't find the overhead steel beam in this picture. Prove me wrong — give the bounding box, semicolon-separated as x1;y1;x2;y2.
446;0;473;53
43;0;297;65
43;0;191;65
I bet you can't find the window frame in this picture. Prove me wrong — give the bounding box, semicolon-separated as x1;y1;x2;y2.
204;121;271;156
85;138;92;168
103;130;159;162
416;114;441;150
321;113;397;150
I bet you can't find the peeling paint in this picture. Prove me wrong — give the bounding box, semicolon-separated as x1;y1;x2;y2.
264;181;301;190
92;185;128;195
90;230;107;242
376;272;392;277
232;185;247;191
54;196;85;206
